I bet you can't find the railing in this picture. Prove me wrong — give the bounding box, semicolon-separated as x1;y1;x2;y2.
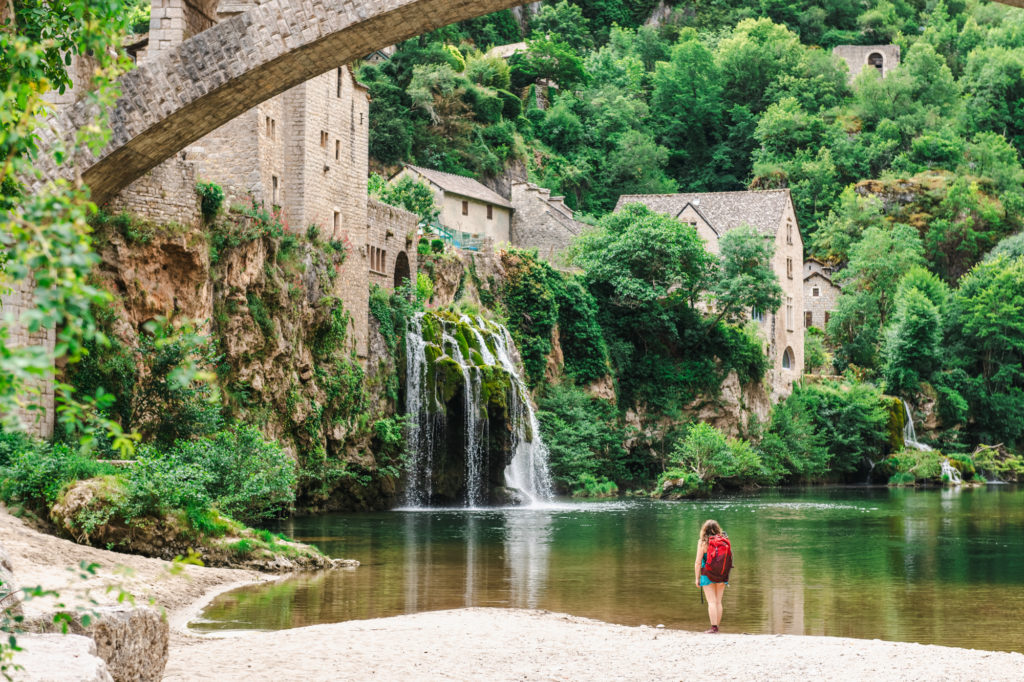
424;221;489;251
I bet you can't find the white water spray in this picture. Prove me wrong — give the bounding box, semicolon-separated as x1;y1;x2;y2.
403;312;553;507
903;401;962;485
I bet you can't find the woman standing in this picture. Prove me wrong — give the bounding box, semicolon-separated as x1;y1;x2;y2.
695;519;730;633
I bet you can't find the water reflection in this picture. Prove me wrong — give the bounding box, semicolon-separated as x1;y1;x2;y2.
195;488;1024;653
504;511;551;609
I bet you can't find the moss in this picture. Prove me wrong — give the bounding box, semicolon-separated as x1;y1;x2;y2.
885;397;907;453
478;365;511;412
453;326;471;361
434;356;466;405
470;350;485;366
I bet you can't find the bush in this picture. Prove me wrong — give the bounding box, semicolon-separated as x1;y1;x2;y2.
431;238;445;253
196;181;224;222
656;468;705;498
669;422;770;489
0;438;116;512
153;426;296;525
571;473;618;498
888;472;916;486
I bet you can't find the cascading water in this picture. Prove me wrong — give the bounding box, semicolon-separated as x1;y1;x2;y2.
403;311;553;507
902;401;932;452
903;400;962;485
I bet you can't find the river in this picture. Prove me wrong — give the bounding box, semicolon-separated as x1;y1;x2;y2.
193;486;1024;653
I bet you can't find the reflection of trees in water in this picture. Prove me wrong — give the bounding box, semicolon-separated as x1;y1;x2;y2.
504;511;552;609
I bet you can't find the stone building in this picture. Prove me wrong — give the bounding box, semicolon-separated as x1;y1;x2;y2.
832;44;900;82
803;259;841;331
367;199;419;290
509;181;586;265
614;189;805;397
396;165;513;248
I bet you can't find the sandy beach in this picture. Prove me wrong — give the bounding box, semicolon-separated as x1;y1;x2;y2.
4;508;1023;681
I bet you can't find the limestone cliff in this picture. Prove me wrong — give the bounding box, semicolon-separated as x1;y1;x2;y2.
83;212;401;512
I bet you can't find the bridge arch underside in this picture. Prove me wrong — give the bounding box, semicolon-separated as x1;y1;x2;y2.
50;0;527;202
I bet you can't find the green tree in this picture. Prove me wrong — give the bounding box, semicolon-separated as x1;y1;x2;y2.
948;255;1024;449
709;224;783;327
882;287;943;396
368;173;440;225
529;0;592;53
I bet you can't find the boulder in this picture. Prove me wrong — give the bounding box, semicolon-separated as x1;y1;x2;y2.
0;541;22;618
12;633;113;682
32;606;168;682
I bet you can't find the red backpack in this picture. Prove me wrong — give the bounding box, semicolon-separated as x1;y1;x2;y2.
702;534;733;583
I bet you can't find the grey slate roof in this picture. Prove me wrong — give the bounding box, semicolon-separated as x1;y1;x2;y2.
614;189;793;237
404;165;513;209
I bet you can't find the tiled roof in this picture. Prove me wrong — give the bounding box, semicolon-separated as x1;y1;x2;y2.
614;189;793;237
404;165;512;208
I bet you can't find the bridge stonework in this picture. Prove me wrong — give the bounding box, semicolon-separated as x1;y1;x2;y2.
38;0;528;203
1;278;57;438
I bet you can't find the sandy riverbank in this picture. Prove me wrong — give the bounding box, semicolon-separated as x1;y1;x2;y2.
5;508;1023;681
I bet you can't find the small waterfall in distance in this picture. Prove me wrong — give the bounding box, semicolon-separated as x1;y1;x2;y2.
403;311;553;507
903;401;962;485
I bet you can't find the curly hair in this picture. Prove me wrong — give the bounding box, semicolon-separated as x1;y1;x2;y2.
699;519;723;547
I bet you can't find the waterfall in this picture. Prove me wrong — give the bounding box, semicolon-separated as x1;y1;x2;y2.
903;400;963;486
940;459;963;485
902;401;932;452
403;312;553;507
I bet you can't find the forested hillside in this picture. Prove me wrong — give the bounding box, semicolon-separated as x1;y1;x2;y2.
365;0;1024;491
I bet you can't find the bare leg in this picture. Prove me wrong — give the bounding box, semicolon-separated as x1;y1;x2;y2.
713;583;726;626
702;584;718;626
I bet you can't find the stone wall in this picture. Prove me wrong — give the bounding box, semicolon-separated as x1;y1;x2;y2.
832;44;900;82
367;199;419;289
767;203;804;398
804;272;840;330
0;278;56;438
509;181;585;265
106;155;201;227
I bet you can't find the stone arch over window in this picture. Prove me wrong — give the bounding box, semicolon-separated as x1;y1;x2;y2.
394;250;411;288
868;52;884;73
782;346;794;370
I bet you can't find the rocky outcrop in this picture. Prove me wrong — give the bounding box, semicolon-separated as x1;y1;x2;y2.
421;249;503;309
49;478;355;571
30;607;168;682
13;633;113;682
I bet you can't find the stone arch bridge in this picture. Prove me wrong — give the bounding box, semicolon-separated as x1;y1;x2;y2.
42;0;530;202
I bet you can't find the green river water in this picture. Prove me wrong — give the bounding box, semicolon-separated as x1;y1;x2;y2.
194;486;1024;653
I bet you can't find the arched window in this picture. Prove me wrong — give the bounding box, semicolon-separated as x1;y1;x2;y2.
868;52;884;73
782;347;794;370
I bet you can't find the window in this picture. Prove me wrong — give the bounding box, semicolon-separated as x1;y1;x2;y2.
368;246;387;274
265;117;276;140
868;52;884;73
805;311;813;328
359;112;364;126
335;140;340;160
751;307;765;323
824;311;830;327
787;258;793;279
271;175;279;205
333;211;341;231
462;200;469;216
336;67;342;98
487;205;493;220
320;131;328;148
812;287;820;297
782;347;794;370
786;222;793;245
786;296;793;331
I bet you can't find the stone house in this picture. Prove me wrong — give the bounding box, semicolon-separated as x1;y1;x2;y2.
367;199;419;290
509;181;587;265
832;45;900;82
614;189;805;396
396;165;513;248
803;259;841;331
